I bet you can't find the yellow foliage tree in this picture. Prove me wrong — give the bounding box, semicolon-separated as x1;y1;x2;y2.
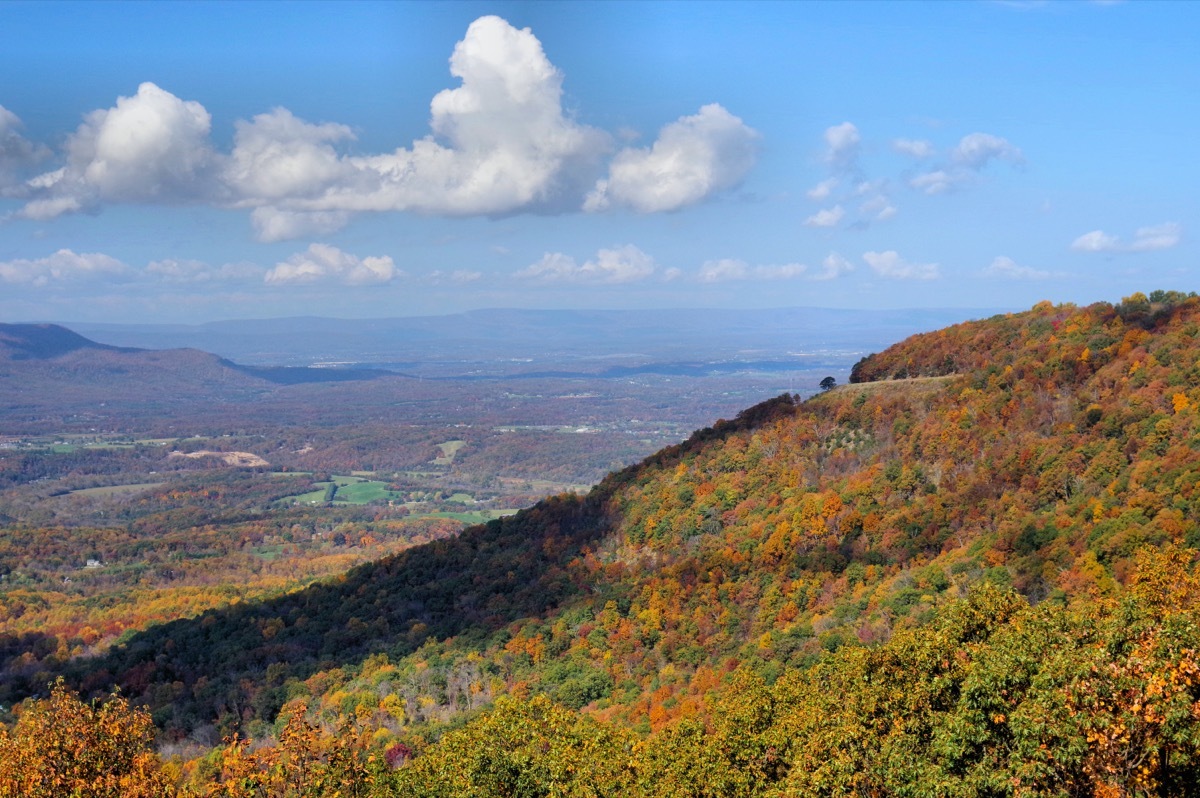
0;679;174;798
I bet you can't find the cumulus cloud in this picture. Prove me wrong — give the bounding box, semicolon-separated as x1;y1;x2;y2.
250;207;352;243
824;122;861;171
27;82;216;215
0;105;49;194
698;258;808;282
892;138;934;159
428;269;483;284
1070;230;1120;252
585;104;759;213
0;249;130;286
1128;222;1183;251
863;250;939;280
903;132;1023;196
909;169;962;195
804;205;845;228
225;108;357;203
1071;222;1181;253
804;123;898;228
859;194;896;221
698;258;750;282
346;15;611;218
814;252;854;281
517;244;656;284
13;16;757;237
264;243;399;286
13;195;85;221
984;255;1051;280
806;177;838;201
952;132;1024;169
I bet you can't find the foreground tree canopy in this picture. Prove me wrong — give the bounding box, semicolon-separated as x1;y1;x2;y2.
5;548;1200;796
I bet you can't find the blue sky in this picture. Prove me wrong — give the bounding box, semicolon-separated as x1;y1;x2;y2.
0;0;1195;323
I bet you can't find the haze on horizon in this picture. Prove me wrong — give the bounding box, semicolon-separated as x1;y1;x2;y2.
0;0;1195;325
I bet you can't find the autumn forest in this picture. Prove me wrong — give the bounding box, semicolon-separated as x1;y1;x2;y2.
5;291;1200;796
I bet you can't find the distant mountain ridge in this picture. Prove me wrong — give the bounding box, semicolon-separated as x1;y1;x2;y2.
0;321;394;386
0;322;130;360
68;307;996;372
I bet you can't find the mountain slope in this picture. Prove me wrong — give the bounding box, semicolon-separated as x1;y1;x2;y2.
9;294;1200;764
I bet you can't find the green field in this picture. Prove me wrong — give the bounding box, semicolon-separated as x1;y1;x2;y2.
334;480;395;503
427;509;519;523
275;475;508;524
281;475;405;506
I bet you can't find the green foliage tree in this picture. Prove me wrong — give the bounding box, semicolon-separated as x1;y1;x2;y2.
391;694;634;797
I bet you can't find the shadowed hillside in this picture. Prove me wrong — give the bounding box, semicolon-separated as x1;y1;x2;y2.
22;397;798;737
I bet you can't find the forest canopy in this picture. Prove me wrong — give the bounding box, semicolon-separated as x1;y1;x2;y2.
6;293;1200;796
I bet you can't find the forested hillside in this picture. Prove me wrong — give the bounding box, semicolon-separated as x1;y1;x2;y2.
6;292;1200;797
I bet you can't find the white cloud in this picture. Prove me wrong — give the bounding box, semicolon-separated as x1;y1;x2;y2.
428;269;483;284
0;249;130;286
32;82;216;212
1129;222;1182;251
13;195;85;221
806;177;838;200
14;16;756;236
813;252;854;281
225;108;357;203
1071;230;1120;252
909;169;962;195
983;255;1050;280
585;104;758;213
901;132;1022;198
1071;223;1181;253
803;128;899;228
863;250;939;280
0;105;48;194
698;258;749;282
892;138;934;159
951;132;1023;170
250;207;352;243
344;15;611;217
859;194;896;221
824;122;861;171
699;258;809;282
517;244;656;284
264;243;399;286
804;205;844;228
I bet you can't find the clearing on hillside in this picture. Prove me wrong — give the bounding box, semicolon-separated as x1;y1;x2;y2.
432;439;467;466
